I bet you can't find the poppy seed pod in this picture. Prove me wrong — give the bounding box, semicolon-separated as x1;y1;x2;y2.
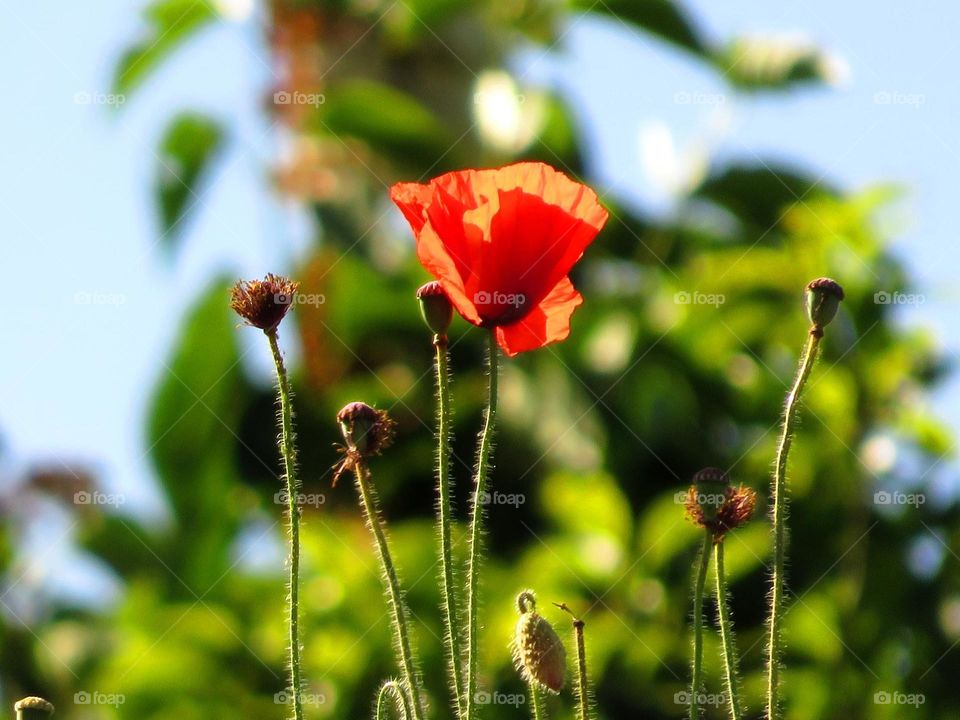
513;590;566;694
416;281;454;337
691;467;730;522
337;402;396;457
805;277;844;331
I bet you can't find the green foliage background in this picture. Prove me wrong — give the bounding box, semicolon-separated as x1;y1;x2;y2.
1;1;955;719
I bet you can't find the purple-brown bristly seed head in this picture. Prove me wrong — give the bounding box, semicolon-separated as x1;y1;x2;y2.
230;273;299;332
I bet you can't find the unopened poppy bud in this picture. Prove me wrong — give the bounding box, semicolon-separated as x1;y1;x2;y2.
805;277;844;332
513;590;566;694
416;281;453;338
337;402;396;456
15;697;55;719
230;273;299;332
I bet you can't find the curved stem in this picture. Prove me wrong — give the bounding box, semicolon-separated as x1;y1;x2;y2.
434;337;465;719
376;680;410;720
714;541;743;720
353;464;425;720
766;331;820;720
690;530;711;720
267;330;303;720
464;331;500;720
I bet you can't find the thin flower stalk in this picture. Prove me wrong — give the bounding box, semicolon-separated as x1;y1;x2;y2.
465;331;500;720
690;530;711;720
555;603;591;720
714;541;744;720
352;462;426;720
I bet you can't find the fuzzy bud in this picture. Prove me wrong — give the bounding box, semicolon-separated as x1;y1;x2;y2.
230;273;299;332
415;281;453;338
513;590;566;694
805;277;844;332
337;402;396;456
15;697;55;719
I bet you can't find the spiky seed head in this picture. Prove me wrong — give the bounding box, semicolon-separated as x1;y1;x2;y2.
513;590;566;694
415;281;454;338
230;273;299;332
805;277;844;332
714;485;757;539
337;402;396;456
690;467;730;522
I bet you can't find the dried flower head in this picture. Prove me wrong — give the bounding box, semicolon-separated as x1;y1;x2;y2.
805;277;844;335
332;402;396;486
685;468;757;541
416;280;454;339
513;590;566;694
230;273;299;332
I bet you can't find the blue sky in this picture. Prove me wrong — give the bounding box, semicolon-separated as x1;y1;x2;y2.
0;0;956;525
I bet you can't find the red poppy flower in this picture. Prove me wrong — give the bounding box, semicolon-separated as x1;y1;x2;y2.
390;162;608;356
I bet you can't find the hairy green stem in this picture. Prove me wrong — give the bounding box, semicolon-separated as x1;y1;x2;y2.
690;530;711;720
464;331;500;720
572;618;590;720
353;464;425;720
267;330;304;720
528;680;546;720
766;330;821;719
433;337;465;719
714;541;744;720
375;680;410;720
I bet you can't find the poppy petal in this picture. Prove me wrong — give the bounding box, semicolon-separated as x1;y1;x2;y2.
494;276;583;356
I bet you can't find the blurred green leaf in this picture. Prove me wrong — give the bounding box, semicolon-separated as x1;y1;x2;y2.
154;112;225;249
719;35;838;90
112;0;218;97
582;0;709;57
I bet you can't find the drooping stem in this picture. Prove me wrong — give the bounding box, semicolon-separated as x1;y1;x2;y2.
690;530;711;720
464;331;500;720
267;329;304;720
353;463;425;720
714;541;744;720
766;331;821;720
434;336;465;718
375;680;410;720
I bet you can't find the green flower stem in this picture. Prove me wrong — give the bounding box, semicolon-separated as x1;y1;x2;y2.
714;541;744;720
267;329;304;720
572;618;590;720
465;331;500;720
528;681;546;720
690;530;711;720
766;330;821;720
434;336;465;719
353;463;425;720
